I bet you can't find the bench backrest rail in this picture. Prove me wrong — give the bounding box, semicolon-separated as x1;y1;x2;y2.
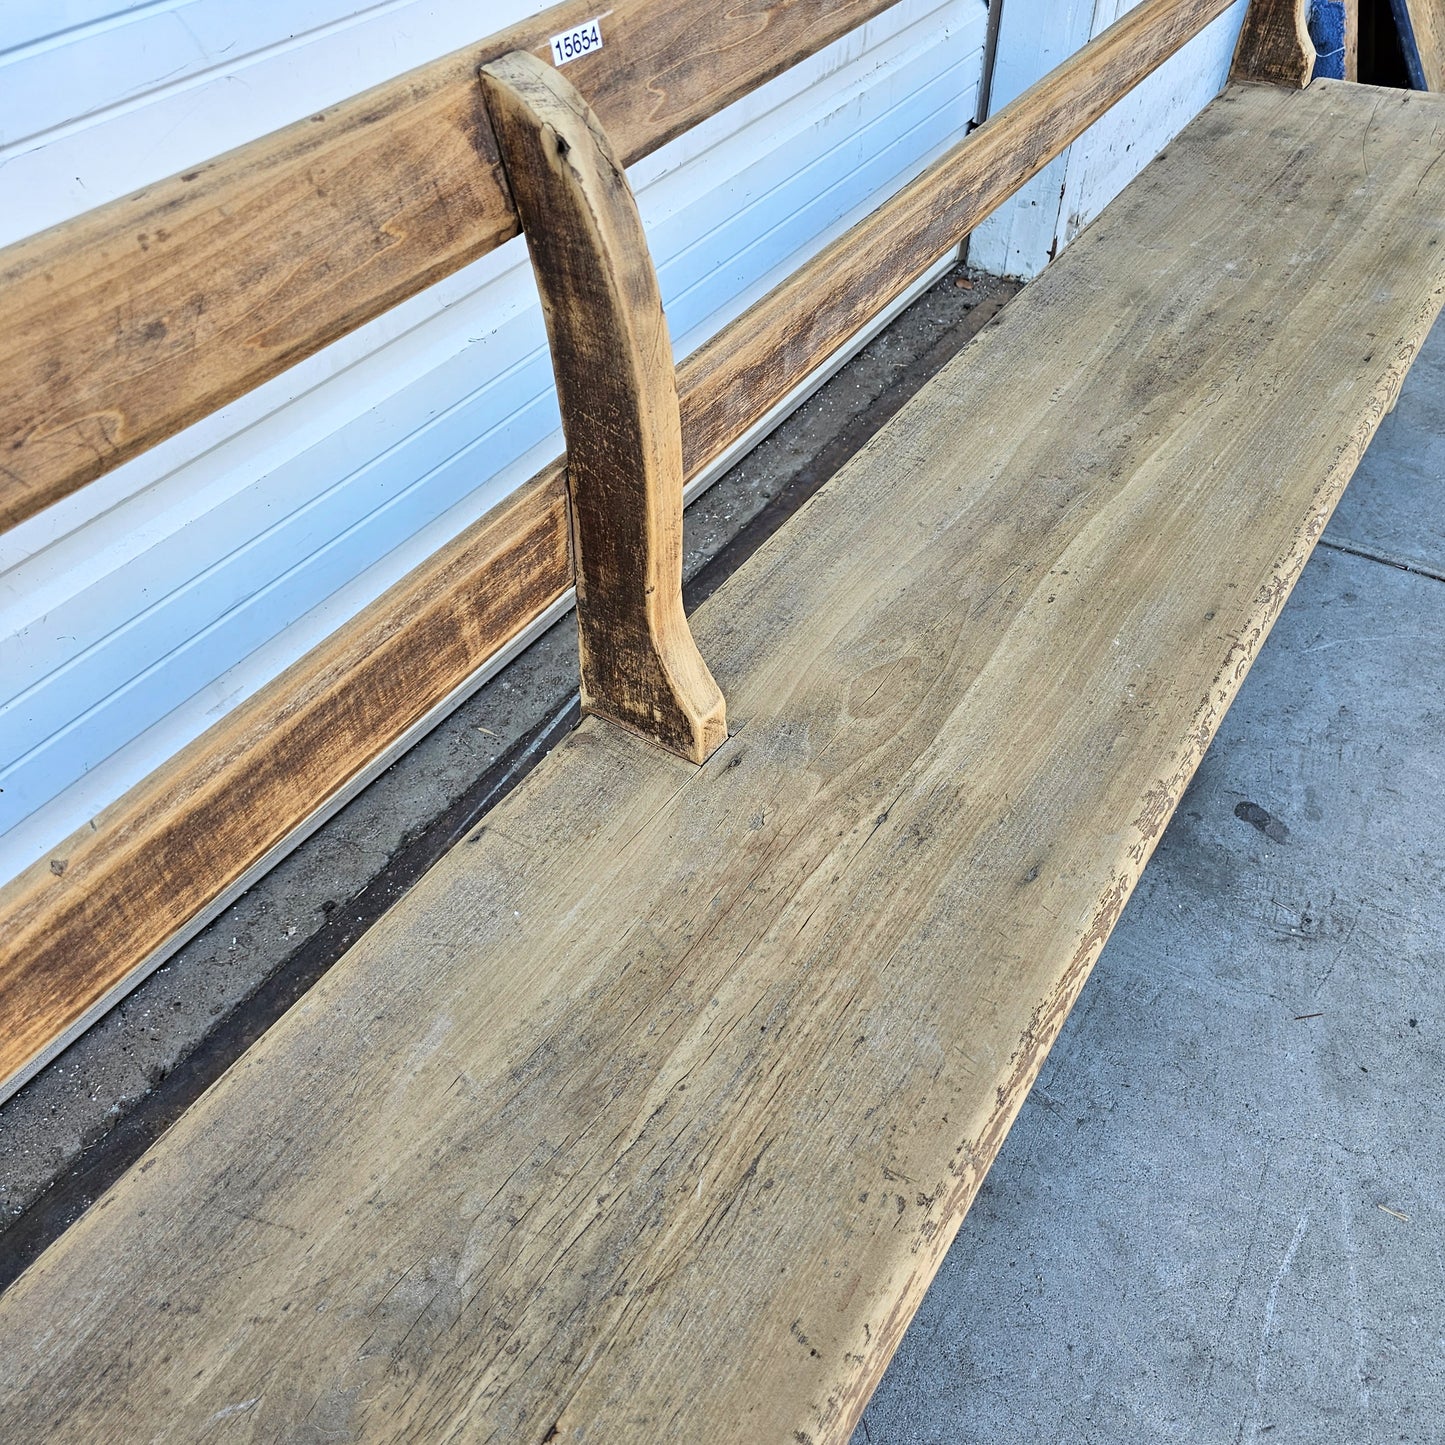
0;0;1301;1097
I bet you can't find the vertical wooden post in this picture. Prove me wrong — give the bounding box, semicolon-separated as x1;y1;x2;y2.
1231;0;1317;84
479;51;727;765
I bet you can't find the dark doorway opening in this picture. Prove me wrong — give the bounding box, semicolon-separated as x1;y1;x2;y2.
1360;0;1413;86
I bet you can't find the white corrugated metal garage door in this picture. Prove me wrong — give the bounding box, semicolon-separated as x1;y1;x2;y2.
0;0;990;884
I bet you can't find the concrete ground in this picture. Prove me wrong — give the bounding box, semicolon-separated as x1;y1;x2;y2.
857;323;1445;1441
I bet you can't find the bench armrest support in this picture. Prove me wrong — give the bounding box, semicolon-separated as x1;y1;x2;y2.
480;51;726;765
1232;0;1316;84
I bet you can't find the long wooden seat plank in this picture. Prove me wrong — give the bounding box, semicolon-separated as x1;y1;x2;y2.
4;80;1443;1443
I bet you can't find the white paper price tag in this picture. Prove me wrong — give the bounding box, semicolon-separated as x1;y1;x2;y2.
549;18;602;66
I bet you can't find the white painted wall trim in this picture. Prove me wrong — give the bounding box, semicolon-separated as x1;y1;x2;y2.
970;0;1249;278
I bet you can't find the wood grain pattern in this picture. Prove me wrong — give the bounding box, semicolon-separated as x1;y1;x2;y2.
1231;0;1316;84
0;0;903;533
482;53;725;763
3;80;1443;1444
0;0;1244;1095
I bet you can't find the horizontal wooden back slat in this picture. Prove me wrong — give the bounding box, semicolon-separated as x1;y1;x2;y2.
0;0;1244;1099
0;0;903;534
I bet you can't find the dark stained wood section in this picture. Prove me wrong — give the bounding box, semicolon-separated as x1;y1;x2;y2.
1232;0;1317;83
0;0;904;533
482;53;725;763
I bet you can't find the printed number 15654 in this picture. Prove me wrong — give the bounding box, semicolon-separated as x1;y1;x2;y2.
550;18;602;65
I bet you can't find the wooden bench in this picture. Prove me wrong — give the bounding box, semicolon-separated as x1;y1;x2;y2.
0;0;1240;1101
4;0;1445;1438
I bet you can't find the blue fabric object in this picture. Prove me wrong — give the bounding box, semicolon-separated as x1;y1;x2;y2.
1309;0;1347;78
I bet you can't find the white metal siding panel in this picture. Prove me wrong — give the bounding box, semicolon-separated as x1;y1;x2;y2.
970;0;1248;278
0;0;990;881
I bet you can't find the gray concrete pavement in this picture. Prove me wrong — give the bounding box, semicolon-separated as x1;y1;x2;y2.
857;324;1445;1442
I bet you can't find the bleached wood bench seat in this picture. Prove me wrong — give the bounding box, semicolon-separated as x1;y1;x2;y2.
3;69;1444;1440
